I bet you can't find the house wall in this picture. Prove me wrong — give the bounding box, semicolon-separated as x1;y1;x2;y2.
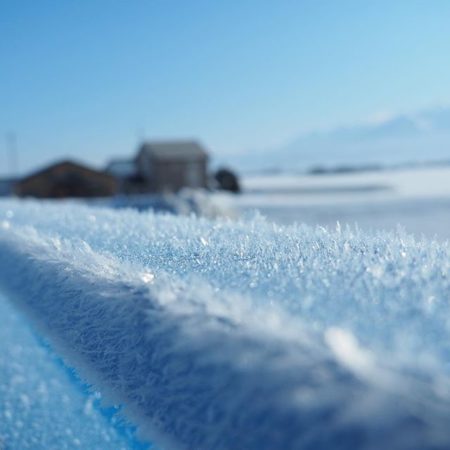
136;151;153;179
151;158;207;192
134;145;209;194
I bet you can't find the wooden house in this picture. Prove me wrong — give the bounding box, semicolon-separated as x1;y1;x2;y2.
15;160;118;198
134;140;209;193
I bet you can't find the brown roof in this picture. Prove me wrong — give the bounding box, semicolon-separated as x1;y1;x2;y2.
20;159;116;183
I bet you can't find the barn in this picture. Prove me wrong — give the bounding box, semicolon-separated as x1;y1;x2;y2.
134;140;209;193
15;160;118;198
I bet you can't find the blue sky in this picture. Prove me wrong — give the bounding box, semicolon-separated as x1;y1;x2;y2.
1;0;450;175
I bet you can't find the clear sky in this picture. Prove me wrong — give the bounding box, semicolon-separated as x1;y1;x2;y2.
1;0;450;175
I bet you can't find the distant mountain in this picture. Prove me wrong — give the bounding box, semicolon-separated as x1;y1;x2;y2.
232;106;450;172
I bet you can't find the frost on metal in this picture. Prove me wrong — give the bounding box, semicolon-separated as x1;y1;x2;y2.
0;292;136;450
0;200;449;450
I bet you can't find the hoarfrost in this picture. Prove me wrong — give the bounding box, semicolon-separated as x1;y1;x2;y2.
0;199;449;449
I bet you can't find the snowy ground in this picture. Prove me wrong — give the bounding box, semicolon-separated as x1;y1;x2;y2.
0;201;450;449
236;166;450;240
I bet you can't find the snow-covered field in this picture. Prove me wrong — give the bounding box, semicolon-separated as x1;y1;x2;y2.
237;165;450;240
0;200;450;449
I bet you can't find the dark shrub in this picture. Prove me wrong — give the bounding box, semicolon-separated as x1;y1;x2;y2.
214;168;241;193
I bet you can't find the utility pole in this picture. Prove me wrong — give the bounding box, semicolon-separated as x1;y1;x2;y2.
5;131;18;177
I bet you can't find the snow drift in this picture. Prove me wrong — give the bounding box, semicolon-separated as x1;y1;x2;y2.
0;200;450;449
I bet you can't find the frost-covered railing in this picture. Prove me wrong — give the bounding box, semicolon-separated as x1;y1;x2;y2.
0;200;450;449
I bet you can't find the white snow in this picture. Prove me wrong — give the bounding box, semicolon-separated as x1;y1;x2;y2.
94;188;236;220
0;200;450;449
241;166;450;202
236;166;450;239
